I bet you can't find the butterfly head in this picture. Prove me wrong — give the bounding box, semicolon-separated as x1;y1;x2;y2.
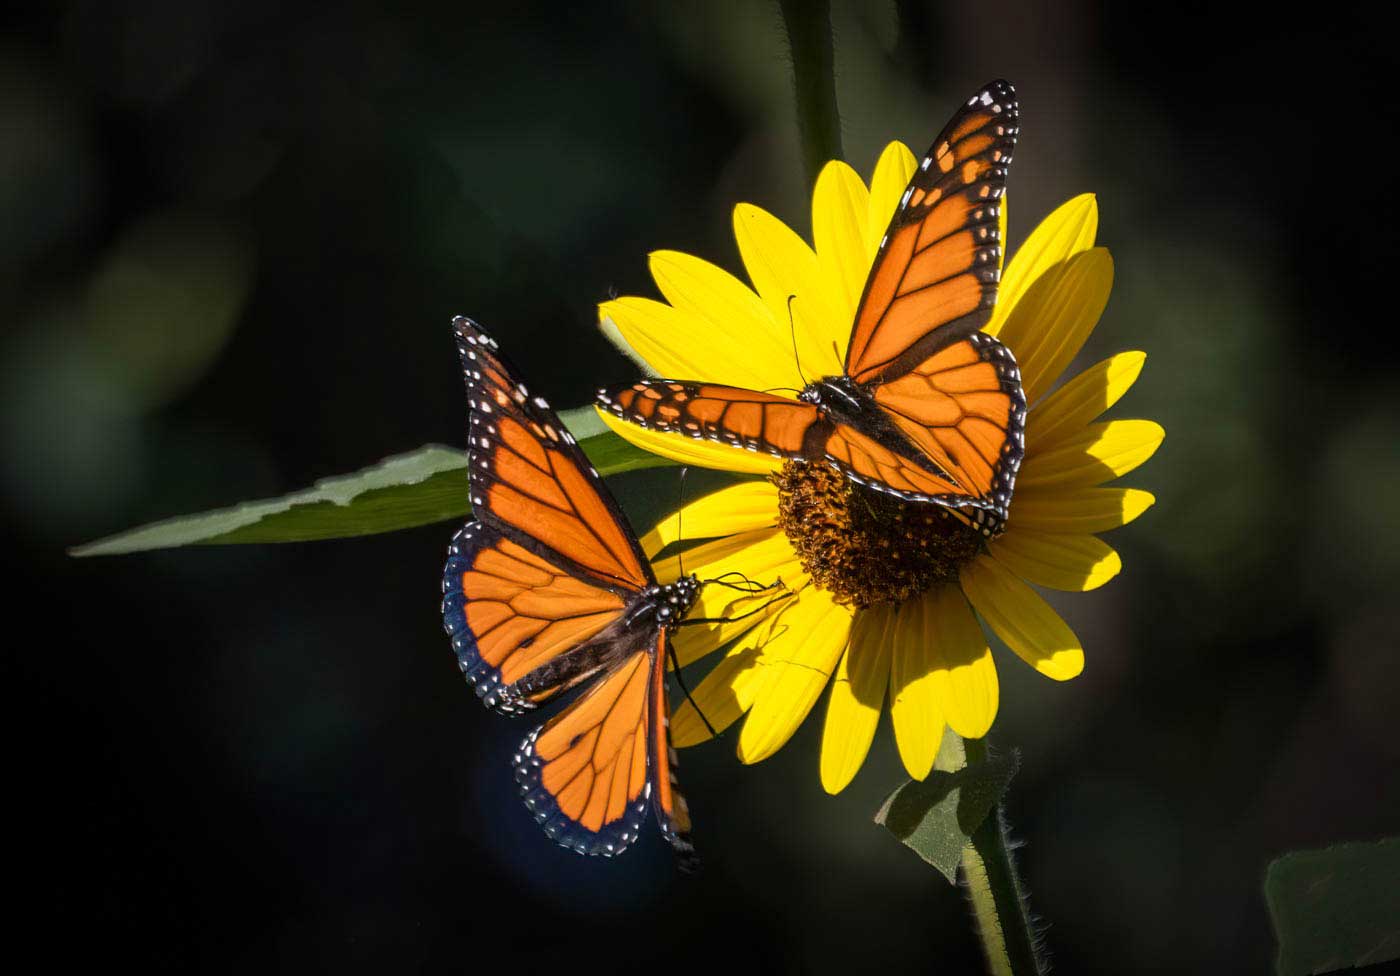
651;574;701;630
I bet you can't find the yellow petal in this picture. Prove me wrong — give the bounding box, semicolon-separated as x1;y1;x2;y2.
732;202;842;384
648;250;795;390
1026;351;1146;451
924;585;999;739
987;193;1098;336
736;588;855;763
670;612;780;746
989;529;1121;591
671;580;817;746
866;142;917;258
1008;487;1155;534
888;594;946;780
997;247;1114;403
820;606;893;794
640;480;779;556
601;296;726;382
597;407;782;475
813;160;872;333
1017;419;1164;490
656;530;806;667
960;556;1083;680
597;312;659;377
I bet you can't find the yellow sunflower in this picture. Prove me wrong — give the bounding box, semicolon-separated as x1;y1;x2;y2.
594;141;1163;793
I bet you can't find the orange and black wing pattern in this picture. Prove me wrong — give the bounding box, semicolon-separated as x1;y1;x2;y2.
845;79;1018;386
514;632;696;864
442;317;697;864
455;320;652;594
597;380;829;459
442;521;628;714
865;331;1026;534
443;317;650;714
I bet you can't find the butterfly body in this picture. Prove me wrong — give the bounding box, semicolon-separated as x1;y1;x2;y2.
599;80;1026;536
442;317;700;867
796;374;960;484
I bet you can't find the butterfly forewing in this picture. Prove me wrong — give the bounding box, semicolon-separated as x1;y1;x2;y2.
598;381;829;458
846;79;1018;385
456;320;652;594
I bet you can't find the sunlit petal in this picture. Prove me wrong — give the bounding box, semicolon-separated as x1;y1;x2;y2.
1009;486;1155;535
650;529;806;667
1026;351;1146;451
924;585;999;739
987;193;1098;336
641;480;779;556
1017;420;1164;490
646;250;796;391
597;407;782;475
820;606;893;794
888;595;945;780
813;160;873;333
961;556;1084;680
733;203;842;384
865;142;917;258
989;529;1121;591
997;247;1114;403
736;588;855;763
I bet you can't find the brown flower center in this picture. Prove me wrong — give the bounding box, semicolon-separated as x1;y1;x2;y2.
772;461;985;610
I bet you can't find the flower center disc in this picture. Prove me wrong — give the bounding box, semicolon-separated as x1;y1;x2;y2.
772;461;985;609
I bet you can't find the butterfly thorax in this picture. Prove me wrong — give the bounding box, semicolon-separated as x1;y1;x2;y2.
800;376;955;485
625;575;701;634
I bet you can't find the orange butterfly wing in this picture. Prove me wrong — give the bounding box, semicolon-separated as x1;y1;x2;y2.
867;332;1026;532
458;323;652;594
598;381;828;458
514;632;695;862
845;79;1018;386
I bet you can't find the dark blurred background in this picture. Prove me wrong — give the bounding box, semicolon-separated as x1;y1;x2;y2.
7;1;1398;972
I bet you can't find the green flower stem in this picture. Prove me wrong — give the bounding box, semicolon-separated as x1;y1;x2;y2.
961;736;1045;976
778;0;843;183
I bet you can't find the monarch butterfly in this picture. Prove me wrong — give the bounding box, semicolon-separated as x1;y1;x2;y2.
442;317;758;869
598;80;1026;537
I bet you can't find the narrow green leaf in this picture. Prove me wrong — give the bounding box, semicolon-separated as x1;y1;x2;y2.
71;422;673;556
1266;838;1400;976
874;735;1020;883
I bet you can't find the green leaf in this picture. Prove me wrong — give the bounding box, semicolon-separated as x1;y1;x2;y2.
71;422;674;556
1266;838;1400;976
874;732;1020;884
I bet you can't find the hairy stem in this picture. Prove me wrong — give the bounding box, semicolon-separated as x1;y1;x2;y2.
961;737;1045;975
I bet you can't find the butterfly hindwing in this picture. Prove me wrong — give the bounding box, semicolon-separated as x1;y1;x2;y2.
868;332;1026;529
846;79;1018;386
514;646;656;857
650;632;697;870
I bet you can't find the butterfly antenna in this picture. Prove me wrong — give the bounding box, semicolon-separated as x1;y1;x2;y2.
831;339;843;373
668;634;716;738
786;294;809;387
676;466;689;578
